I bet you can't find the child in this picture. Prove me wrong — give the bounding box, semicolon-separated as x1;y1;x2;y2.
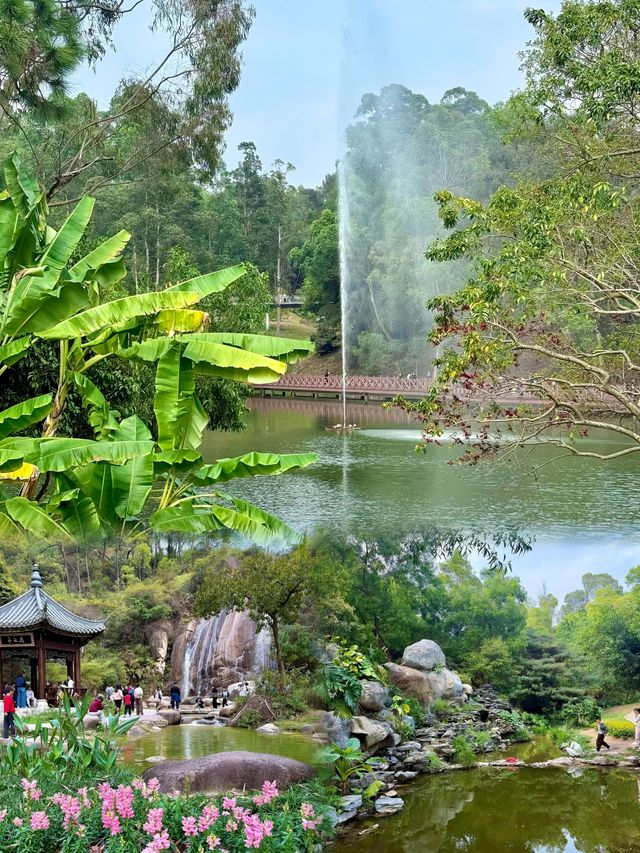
3;688;15;738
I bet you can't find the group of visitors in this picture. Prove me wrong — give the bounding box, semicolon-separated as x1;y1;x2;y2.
104;684;144;715
3;673;36;710
210;685;230;708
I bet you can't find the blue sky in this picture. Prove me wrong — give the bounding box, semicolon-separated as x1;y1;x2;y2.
72;0;562;186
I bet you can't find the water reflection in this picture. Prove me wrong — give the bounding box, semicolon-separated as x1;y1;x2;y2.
335;769;640;853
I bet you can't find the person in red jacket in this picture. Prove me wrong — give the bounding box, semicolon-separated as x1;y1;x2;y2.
3;689;16;738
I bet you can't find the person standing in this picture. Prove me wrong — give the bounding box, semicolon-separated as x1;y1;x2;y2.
3;689;15;738
106;685;114;702
221;688;229;708
154;686;163;710
134;684;144;716
112;685;123;714
211;686;219;709
15;672;27;709
634;708;640;749
123;686;133;716
595;717;611;752
169;684;181;710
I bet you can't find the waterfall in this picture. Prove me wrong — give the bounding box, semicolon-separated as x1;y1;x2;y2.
177;611;272;696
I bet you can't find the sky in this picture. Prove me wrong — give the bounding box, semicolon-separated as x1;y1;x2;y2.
71;0;563;186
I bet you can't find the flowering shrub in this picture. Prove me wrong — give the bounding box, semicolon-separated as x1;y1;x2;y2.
0;773;333;852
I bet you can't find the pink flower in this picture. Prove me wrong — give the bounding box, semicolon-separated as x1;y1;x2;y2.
30;811;50;831
12;817;23;827
146;778;161;797
0;809;6;821
226;819;238;831
262;780;278;801
222;796;237;811
115;785;134;819
144;807;164;835
300;802;315;818
142;830;171;853
302;817;321;831
108;816;122;836
207;835;221;849
198;804;220;831
77;787;91;808
21;778;42;801
182;815;198;837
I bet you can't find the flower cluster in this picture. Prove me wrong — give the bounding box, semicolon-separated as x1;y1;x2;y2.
0;773;330;852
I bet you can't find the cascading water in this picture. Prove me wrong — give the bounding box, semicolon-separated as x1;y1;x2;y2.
338;160;350;427
177;611;273;696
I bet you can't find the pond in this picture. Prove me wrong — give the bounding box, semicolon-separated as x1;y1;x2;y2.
120;722;317;772
333;767;640;853
201;398;640;593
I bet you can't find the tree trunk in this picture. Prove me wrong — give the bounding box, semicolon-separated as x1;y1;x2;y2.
271;616;283;673
155;205;161;290
132;240;139;294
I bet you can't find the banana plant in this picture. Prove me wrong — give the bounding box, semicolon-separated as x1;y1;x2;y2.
0;153;316;544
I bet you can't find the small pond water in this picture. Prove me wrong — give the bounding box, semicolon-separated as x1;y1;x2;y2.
334;767;640;853
120;723;317;772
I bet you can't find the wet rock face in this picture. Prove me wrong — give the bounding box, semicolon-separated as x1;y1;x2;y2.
145;621;173;675
142;751;314;794
171;611;271;696
401;639;446;672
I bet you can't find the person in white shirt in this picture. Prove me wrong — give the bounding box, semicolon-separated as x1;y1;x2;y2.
134;685;144;715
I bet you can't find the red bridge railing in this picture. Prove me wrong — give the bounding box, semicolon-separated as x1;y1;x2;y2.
255;374;432;394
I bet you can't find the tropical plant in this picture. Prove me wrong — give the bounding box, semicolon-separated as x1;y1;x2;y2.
317;665;362;717
390;694;411;720
0;153;315;545
6;693;138;777
317;738;371;795
331;641;386;683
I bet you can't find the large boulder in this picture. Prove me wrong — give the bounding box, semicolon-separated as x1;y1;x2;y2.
350;716;393;749
142;751;314;794
401;639;446;672
385;663;465;706
156;709;181;725
359;681;389;712
323;712;351;748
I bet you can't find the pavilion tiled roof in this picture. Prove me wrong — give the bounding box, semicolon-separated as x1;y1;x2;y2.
0;567;104;636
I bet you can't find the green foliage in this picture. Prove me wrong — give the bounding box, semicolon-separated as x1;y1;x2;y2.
6;693;137;778
452;735;476;766
431;699;455;718
318;737;370;794
496;710;532;743
318;665;362;716
331;640;386;683
510;631;585;716
252;669;316;720
235;709;262;729
560;698;601;728
390;694;411;720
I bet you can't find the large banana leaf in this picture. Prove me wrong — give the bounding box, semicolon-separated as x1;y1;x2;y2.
0;394;53;439
181;338;287;383
1;437;155;472
0;508;25;539
56;495;103;542
4;153;40;217
66;464;117;527
154;345;208;452
0;448;27;472
191;451;317;485
73;374;120;439
5;497;74;543
153;309;209;334
150;498;300;545
3;197;95;336
0;336;32;368
110;416;154;520
39;265;246;340
191;333;314;363
68;230;130;282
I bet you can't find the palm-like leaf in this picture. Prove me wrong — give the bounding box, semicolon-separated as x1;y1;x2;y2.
0;394;53;439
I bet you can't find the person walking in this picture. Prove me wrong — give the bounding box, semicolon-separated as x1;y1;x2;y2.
169;684;181;710
134;684;144;716
211;686;219;709
634;708;640;749
154;686;163;710
221;688;229;708
15;672;27;709
123;686;133;716
595;716;611;752
3;688;16;738
106;685;114;702
112;685;123;714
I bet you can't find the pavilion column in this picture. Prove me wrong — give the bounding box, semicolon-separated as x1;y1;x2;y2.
36;642;46;701
0;649;3;691
74;648;81;690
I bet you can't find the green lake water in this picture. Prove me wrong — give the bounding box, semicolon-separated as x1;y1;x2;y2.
120;723;317;771
334;767;640;853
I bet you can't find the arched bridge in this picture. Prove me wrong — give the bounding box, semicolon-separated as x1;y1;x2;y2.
253;374;432;402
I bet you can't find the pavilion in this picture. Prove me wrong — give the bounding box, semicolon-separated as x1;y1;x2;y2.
0;565;104;701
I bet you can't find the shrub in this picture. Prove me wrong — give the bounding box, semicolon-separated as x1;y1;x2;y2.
560;697;600;728
452;735;476;766
235;709;262;729
317;738;370;795
317;665;362;716
254;670;314;720
405;696;427;727
331;640;387;683
431;699;455;718
604;719;635;739
496;710;532;743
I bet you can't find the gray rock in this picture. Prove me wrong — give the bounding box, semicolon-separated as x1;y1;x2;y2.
350;716;393;750
375;796;404;816
462;683;473;696
156;709;181;725
395;741;422;752
394;771;418;782
401;639;446;672
142;751;314;794
340;794;363;812
359;681;389;712
256;723;280;735
402;715;416;731
323;712;351;748
82;714;101;730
